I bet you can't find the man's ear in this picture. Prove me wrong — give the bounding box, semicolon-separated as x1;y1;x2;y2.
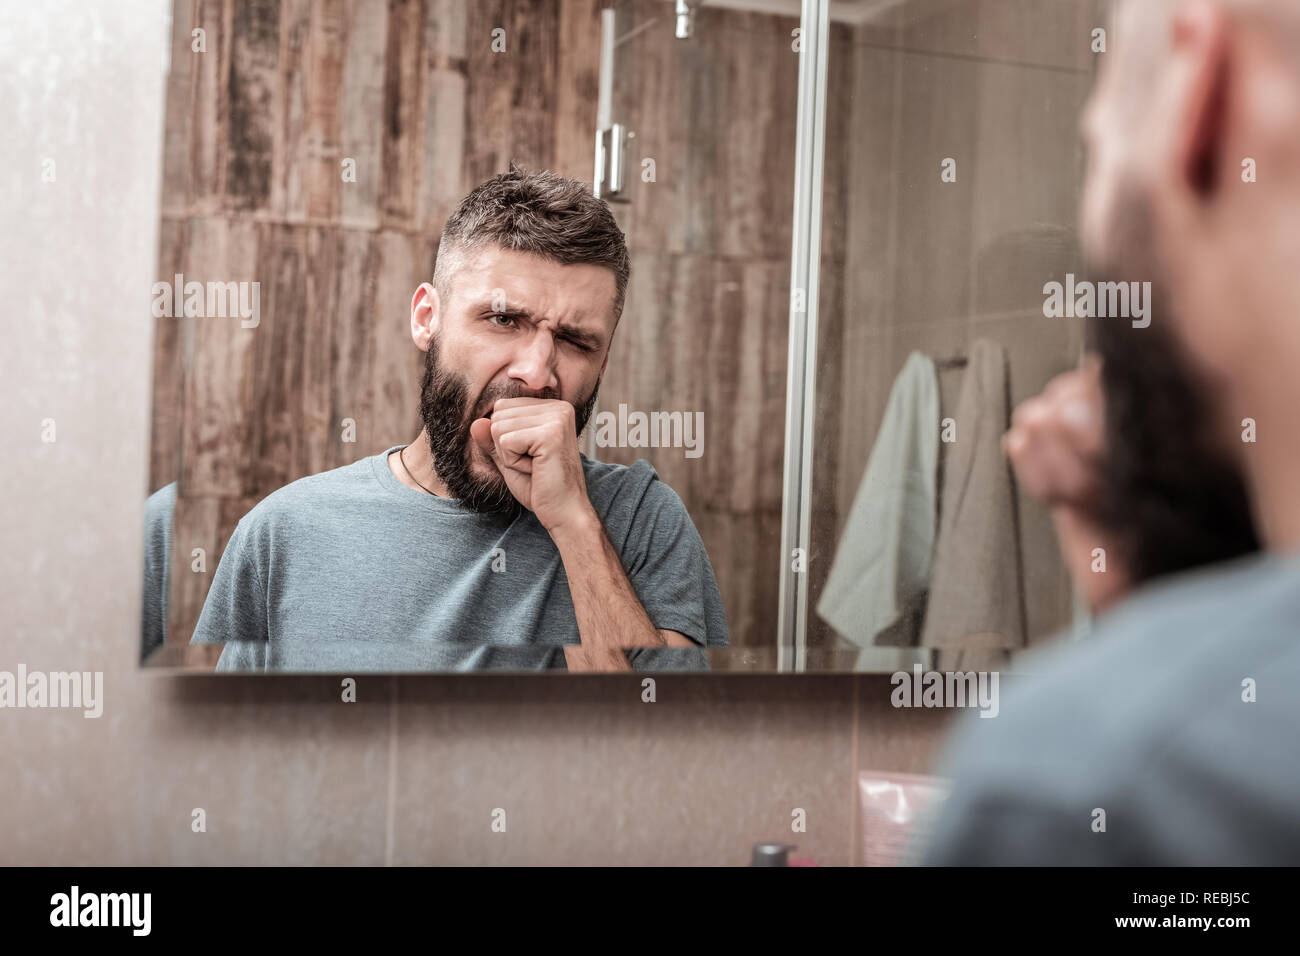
1168;1;1231;200
411;282;440;348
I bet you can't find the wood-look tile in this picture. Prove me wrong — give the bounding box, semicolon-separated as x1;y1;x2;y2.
160;0;196;218
150;217;189;491
338;0;389;229
225;0;279;213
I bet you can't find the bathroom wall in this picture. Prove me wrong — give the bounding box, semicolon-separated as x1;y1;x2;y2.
809;0;1108;658
1;0;958;866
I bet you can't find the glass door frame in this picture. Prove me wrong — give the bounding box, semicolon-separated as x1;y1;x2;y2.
777;0;830;671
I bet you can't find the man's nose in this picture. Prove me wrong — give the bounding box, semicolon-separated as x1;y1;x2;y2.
507;330;559;392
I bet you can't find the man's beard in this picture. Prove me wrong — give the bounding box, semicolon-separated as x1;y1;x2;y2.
417;337;599;517
1086;190;1259;582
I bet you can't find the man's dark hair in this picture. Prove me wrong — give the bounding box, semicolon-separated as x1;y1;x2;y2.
433;164;630;319
1089;311;1260;584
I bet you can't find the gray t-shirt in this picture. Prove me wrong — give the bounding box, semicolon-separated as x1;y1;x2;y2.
916;548;1300;865
190;446;727;672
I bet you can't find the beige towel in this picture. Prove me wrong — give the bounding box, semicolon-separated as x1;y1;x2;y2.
817;352;939;650
920;339;1025;669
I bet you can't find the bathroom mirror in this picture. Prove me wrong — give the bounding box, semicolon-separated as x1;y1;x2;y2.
140;0;1106;674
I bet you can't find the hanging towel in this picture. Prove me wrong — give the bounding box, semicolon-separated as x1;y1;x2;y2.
817;351;939;650
920;339;1026;667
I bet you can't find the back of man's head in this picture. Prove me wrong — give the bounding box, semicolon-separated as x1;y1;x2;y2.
1079;0;1300;558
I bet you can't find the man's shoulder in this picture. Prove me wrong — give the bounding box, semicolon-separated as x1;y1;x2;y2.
924;550;1300;863
234;452;380;535
580;455;705;562
1017;549;1296;701
580;453;656;487
939;549;1300;792
144;481;177;537
145;480;177;513
581;455;680;516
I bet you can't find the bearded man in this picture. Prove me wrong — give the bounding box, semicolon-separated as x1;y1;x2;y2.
921;0;1300;864
192;167;727;672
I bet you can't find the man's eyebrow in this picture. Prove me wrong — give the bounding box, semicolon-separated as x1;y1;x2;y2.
473;300;532;319
474;300;604;349
554;323;604;349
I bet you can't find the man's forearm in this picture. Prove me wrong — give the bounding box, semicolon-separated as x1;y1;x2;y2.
549;506;666;672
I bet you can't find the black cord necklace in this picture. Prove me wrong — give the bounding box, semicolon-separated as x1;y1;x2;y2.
398;445;439;497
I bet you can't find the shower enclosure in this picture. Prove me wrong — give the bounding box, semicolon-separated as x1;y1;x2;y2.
802;0;1106;672
589;0;1104;671
584;0;804;669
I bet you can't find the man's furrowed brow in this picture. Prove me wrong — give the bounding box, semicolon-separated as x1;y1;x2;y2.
471;297;604;348
556;323;604;350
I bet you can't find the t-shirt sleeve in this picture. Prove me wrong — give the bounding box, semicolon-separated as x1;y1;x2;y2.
139;482;176;664
625;646;712;671
191;516;270;667
619;472;729;649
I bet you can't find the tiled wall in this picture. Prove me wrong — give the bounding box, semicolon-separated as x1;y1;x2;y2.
0;0;957;865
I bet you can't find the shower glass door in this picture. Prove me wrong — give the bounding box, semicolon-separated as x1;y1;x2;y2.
805;0;1106;672
591;0;805;669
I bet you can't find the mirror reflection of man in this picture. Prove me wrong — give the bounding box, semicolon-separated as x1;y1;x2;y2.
920;0;1300;864
191;167;727;672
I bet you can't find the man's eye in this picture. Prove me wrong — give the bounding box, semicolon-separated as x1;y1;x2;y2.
488;314;515;328
562;337;594;353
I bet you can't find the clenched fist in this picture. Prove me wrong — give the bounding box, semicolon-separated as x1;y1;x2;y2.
1003;354;1106;510
1003;355;1132;612
470;397;595;535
